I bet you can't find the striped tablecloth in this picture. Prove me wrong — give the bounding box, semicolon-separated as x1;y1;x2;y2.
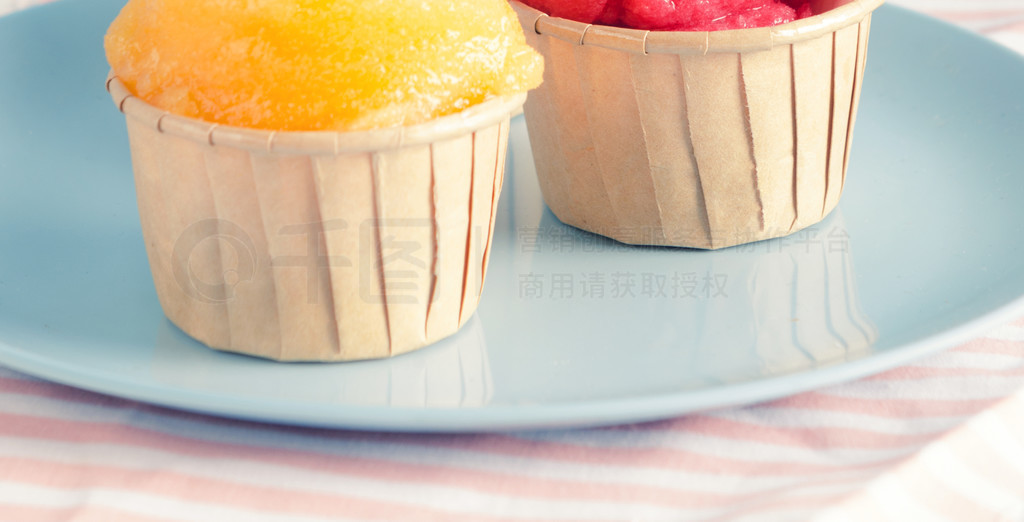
2;1;1024;520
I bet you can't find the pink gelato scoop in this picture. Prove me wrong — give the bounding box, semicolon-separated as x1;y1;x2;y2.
522;0;814;31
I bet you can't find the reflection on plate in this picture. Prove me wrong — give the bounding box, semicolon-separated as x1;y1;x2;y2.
1;0;1024;431
152;316;494;408
489;196;878;397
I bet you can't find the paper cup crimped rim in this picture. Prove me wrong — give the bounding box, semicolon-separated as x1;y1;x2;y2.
511;0;884;55
106;73;526;154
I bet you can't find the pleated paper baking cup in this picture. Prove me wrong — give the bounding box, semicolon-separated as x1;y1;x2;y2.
107;74;523;361
511;0;884;249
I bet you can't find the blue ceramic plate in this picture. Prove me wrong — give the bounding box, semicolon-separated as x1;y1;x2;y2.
1;0;1023;432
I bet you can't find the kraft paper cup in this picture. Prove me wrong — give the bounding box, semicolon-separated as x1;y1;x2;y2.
107;74;523;361
511;0;884;249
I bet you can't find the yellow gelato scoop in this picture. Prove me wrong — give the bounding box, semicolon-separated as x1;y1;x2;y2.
105;0;543;131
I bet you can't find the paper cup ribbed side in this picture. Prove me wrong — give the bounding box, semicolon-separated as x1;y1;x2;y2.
512;1;880;249
112;77;519;361
125;118;235;351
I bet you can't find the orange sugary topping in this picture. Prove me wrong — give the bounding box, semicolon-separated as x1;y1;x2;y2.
105;0;543;131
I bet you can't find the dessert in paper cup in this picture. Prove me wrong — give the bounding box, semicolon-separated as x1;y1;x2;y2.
104;0;542;361
511;0;884;249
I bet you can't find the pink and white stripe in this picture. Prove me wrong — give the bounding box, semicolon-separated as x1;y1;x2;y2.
2;331;1024;520
2;0;1024;520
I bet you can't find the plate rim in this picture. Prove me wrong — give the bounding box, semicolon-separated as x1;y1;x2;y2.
3;291;1024;432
